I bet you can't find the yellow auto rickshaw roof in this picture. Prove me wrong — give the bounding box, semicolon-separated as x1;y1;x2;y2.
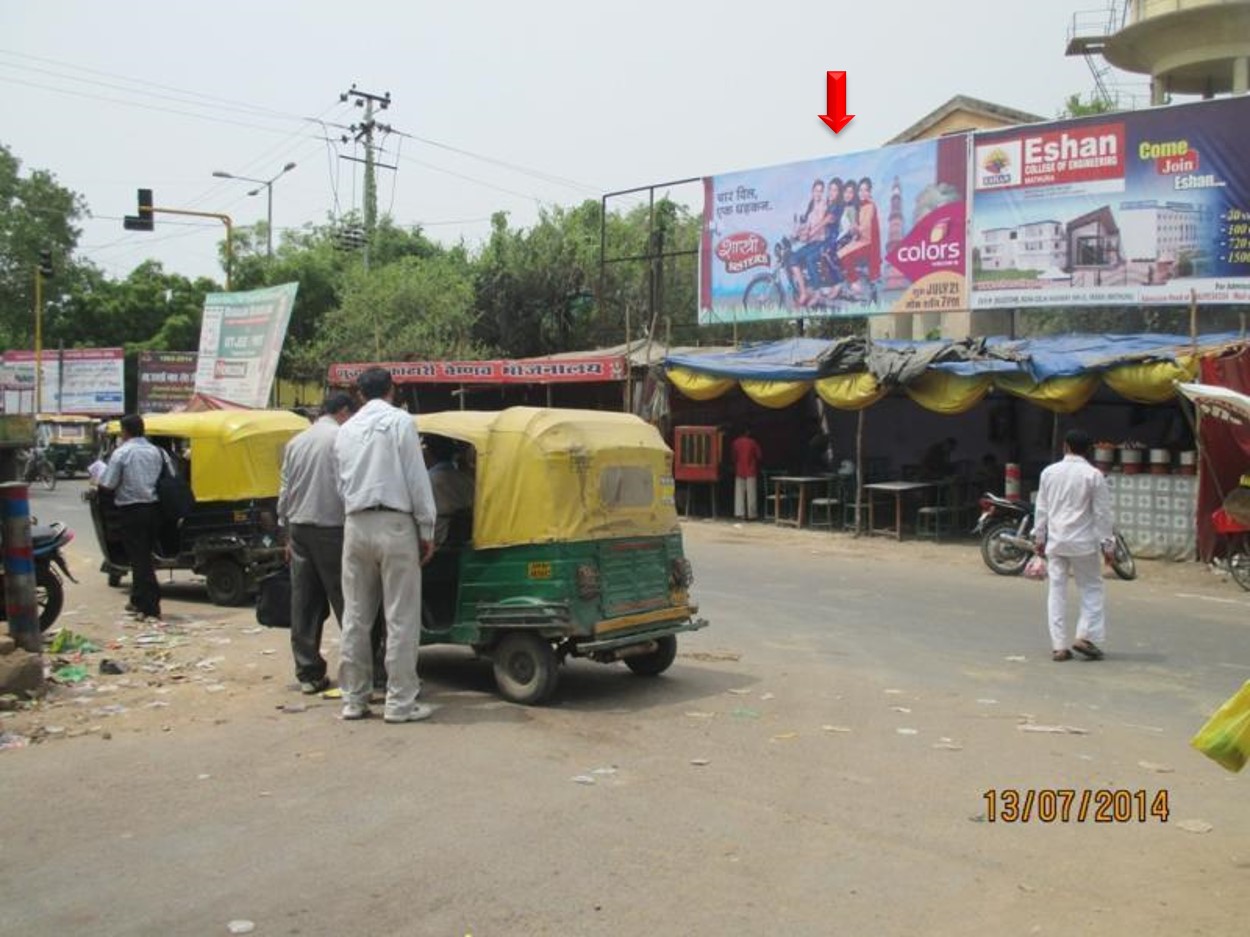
36;413;98;424
107;409;310;442
106;409;309;502
418;407;677;549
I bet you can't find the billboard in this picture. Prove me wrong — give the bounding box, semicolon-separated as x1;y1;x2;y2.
699;136;968;323
137;351;198;413
195;283;298;408
971;97;1250;308
0;348;124;415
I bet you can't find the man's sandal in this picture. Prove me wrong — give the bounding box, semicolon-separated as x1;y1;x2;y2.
1052;649;1073;662
1072;640;1104;660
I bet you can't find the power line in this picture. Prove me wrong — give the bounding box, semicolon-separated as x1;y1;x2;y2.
0;75;323;138
393;128;601;194
0;47;313;122
0;59;311;125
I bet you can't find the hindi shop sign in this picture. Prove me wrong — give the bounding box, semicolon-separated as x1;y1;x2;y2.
195;283;298;408
137;351;198;413
327;355;629;387
0;348;124;415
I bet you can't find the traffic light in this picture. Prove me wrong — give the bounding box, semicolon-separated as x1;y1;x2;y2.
123;188;154;231
38;249;53;278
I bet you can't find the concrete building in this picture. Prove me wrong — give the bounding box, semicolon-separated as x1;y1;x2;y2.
1067;0;1250;104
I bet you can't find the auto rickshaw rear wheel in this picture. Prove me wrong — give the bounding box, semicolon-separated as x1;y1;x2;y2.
492;631;559;705
204;558;249;607
624;635;678;677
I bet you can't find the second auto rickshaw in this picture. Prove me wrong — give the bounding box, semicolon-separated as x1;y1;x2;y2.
87;409;309;606
416;407;707;704
36;414;98;477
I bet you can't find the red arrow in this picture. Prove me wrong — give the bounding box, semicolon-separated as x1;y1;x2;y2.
819;71;854;134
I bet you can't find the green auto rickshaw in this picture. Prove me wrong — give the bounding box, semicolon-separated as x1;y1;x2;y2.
87;409;309;606
36;414;98;477
416;407;707;704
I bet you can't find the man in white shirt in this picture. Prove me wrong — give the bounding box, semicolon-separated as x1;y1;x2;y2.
333;368;437;723
1034;429;1114;662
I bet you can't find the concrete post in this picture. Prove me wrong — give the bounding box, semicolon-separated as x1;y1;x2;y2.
1;482;40;652
1233;56;1249;94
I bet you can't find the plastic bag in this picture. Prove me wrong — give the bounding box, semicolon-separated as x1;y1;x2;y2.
1191;679;1250;772
1023;554;1047;580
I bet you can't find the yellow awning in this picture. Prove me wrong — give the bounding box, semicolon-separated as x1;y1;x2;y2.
905;372;993;415
814;372;885;410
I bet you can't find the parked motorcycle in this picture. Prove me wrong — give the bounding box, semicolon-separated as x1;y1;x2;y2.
742;234;879;316
974;492;1137;581
0;520;75;631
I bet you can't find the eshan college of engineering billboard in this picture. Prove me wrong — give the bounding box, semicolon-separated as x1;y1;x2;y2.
698;96;1250;324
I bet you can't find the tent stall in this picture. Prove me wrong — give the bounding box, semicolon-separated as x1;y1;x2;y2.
662;333;1248;558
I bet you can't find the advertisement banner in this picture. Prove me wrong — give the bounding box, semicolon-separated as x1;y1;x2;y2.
137;351;199;413
195;283;298;408
327;355;628;386
699;136;968;323
0;348;124;415
971;97;1250;308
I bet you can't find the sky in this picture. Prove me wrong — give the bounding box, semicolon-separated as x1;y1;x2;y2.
0;0;1150;285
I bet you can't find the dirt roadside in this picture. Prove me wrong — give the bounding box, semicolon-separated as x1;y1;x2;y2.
2;519;1243;750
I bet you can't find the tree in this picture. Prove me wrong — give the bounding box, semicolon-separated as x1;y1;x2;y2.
315;252;480;362
43;260;216;352
1059;93;1116;118
0;143;87;345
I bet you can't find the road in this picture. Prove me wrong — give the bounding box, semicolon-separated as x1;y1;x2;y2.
3;484;1249;936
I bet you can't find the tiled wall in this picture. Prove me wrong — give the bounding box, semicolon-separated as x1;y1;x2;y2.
1105;473;1197;560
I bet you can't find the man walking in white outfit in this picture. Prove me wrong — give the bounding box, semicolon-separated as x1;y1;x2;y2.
334;367;437;722
1034;429;1115;662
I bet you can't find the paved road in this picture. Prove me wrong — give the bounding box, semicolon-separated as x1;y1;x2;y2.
3;510;1249;936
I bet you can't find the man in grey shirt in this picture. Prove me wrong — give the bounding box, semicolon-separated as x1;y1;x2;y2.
99;414;166;622
277;393;357;695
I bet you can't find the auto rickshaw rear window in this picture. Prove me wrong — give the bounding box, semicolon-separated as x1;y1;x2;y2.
599;466;654;508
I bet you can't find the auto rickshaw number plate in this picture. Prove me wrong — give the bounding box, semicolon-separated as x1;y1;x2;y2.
527;561;553;580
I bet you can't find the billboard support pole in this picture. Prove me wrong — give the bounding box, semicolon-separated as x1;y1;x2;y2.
1189;289;1198;355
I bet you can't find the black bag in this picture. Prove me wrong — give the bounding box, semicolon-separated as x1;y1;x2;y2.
256;566;291;628
156;452;195;522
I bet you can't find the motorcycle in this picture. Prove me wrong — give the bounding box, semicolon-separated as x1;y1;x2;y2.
0;520;75;631
974;492;1137;581
742;233;879;316
18;447;57;492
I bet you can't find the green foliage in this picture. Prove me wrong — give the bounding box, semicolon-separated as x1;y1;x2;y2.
0;143;87;345
1059;93;1116;118
316;251;480;362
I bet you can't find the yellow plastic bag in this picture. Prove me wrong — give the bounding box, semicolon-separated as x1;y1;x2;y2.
1191;680;1250;772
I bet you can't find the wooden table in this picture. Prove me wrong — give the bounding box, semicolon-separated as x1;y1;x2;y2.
771;475;833;528
863;480;937;540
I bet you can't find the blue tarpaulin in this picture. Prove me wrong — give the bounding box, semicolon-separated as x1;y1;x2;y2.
666;333;1245;383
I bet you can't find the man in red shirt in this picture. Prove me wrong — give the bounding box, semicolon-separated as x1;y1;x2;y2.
731;427;763;520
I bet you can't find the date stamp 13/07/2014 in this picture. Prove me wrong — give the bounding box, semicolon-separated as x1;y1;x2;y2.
982;789;1170;824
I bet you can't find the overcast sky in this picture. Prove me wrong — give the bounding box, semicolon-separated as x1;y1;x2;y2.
0;1;1149;284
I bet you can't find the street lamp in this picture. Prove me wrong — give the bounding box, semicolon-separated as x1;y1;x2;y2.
211;161;296;258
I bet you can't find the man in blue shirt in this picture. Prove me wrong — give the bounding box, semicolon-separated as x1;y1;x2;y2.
99;414;166;623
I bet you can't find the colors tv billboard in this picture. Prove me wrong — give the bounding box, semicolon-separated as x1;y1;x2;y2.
699;136;968;324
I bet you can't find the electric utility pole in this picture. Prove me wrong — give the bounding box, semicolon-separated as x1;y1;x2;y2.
339;85;395;241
